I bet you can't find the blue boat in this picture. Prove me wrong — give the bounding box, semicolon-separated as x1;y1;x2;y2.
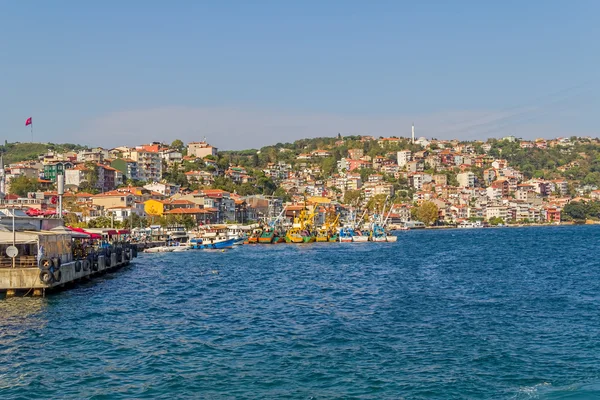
189;237;236;250
338;227;355;242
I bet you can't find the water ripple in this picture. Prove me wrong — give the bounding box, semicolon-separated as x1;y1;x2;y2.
1;226;600;399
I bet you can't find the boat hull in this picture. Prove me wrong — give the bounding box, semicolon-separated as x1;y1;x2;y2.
371;236;388;242
258;233;275;244
190;238;236;250
353;236;369;242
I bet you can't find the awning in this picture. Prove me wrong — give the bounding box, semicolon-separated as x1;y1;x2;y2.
117;229;130;234
66;226;102;240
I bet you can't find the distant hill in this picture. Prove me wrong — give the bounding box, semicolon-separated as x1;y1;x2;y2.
0;142;88;165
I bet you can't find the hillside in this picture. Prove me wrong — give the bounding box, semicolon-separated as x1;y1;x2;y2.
0;142;88;165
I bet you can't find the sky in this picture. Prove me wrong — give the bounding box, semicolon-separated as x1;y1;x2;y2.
0;0;598;150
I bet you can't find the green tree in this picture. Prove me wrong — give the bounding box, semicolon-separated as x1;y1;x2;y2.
123;213;148;229
171;139;184;151
273;187;292;202
562;201;586;221
366;194;388;212
8;176;39;196
320;157;337;177
414;201;439;226
343;190;364;207
488;216;504;225
87;216;113;228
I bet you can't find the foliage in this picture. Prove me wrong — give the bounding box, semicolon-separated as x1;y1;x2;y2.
366;194;388;212
0;142;88;165
162;163;188;187
8;175;39;196
412;201;439;225
171;139;184;151
87;216;114;228
488;216;504;225
343;190;364;207
122;213;149;229
562;201;600;221
78;162;100;193
157;215;197;229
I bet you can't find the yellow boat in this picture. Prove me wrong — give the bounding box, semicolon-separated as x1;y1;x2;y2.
315;208;340;242
285;208;316;243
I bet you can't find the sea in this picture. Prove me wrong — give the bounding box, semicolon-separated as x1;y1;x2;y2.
1;225;600;399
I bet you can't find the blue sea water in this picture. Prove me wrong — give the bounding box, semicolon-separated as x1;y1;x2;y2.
1;225;600;399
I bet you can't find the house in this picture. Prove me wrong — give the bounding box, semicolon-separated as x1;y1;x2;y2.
111;158;140;181
92;192;136;210
378;137;401;147
143;182;180;197
198;189;235;222
187;141;218;158
433;174;447;186
348;149;364;160
486;206;508;221
297;153;313;160
125;149;162;182
312;150;332;157
160;149;183;164
43;161;74;182
347;159;371;171
457;172;476;188
185;170;216;185
543;206;561;222
406;160;424;173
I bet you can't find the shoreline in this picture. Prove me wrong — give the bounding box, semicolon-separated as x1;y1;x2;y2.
398;221;598;231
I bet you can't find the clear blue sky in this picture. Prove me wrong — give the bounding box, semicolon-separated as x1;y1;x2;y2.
0;0;598;149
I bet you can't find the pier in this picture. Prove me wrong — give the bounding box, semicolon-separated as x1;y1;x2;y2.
0;228;137;297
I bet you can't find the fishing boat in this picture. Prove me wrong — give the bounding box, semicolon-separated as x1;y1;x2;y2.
227;225;249;245
352;230;370;242
316;208;340;242
370;224;388;242
190;225;236;249
369;195;398;242
247;228;262;244
285;207;316;243
338;227;354;242
258;227;276;244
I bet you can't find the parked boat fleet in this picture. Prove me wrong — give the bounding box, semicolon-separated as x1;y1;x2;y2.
144;225;397;253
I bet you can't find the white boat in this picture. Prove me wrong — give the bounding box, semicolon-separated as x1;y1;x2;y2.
386;235;398;242
227;225;248;245
144;246;174;253
352;235;369;242
371;236;388;242
171;243;190;252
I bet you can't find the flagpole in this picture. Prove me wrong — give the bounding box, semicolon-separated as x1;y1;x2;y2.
31;120;33;143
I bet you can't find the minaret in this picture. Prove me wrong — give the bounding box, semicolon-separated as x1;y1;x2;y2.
411;123;415;144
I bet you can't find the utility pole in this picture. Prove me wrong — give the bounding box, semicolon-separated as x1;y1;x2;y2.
12;206;16;269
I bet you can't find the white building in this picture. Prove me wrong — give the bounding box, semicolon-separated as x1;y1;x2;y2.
143;182;180;196
457;172;476;188
187;141;218;159
486;206;508;221
397;150;412;168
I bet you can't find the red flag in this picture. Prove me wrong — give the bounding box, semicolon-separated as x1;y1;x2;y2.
25;117;32;126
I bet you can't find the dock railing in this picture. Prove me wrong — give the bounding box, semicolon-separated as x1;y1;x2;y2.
0;256;38;268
